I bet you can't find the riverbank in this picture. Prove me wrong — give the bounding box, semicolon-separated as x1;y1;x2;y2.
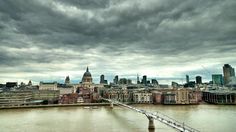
0;103;111;110
1;101;235;110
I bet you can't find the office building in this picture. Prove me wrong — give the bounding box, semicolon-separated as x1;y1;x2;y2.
100;74;107;84
127;79;132;85
6;82;17;89
100;75;105;84
186;75;190;83
202;91;236;104
113;75;119;84
223;64;235;85
0;91;32;106
151;79;158;85
196;76;202;84
142;75;147;86
32;90;60;103
176;88;190;104
137;74;140;84
119;78;127;85
172;82;179;88
212;74;224;86
133;91;153;103
163;92;176;104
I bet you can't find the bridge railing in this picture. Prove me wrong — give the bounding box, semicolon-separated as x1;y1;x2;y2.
102;98;200;132
151;111;200;132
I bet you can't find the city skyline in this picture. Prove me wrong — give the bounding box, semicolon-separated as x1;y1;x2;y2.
1;0;236;84
0;65;233;85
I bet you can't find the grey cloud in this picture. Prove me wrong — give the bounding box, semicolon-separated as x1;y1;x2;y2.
55;0;110;9
0;0;236;83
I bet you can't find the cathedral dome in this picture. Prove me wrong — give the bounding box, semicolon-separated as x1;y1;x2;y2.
82;67;93;84
83;68;92;77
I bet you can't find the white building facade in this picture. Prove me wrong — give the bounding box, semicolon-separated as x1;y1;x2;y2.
133;91;153;103
39;82;58;90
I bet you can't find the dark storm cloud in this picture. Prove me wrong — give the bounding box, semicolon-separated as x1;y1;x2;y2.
0;0;236;83
55;0;109;9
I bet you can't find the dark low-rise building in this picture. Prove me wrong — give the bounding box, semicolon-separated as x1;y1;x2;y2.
6;82;17;88
202;91;236;104
0;90;32;106
32;90;60;104
163;92;176;104
184;81;195;88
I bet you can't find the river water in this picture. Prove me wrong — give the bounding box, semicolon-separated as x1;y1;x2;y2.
0;104;235;132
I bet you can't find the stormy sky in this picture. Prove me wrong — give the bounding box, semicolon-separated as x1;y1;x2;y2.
0;0;236;84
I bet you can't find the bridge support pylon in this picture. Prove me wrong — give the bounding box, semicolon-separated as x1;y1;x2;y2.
110;102;113;109
148;116;155;130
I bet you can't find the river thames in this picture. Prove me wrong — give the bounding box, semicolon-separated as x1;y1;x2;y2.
0;104;235;132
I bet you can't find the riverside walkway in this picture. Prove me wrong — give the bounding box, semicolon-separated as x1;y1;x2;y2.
102;98;200;132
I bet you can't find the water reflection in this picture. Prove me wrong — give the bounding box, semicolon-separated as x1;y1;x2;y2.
0;105;236;132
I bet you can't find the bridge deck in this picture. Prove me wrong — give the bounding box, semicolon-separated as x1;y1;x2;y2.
103;98;200;132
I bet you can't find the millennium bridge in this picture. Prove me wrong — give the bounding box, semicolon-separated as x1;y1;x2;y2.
102;98;200;132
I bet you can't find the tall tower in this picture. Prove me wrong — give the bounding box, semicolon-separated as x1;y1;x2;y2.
100;75;105;84
223;64;235;85
137;74;140;84
113;75;119;84
142;75;147;86
186;75;190;84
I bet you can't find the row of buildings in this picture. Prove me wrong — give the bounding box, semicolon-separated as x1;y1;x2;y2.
0;67;105;107
185;64;236;87
0;90;60;106
1;65;236;107
99;74;156;86
102;88;201;105
202;90;236;104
